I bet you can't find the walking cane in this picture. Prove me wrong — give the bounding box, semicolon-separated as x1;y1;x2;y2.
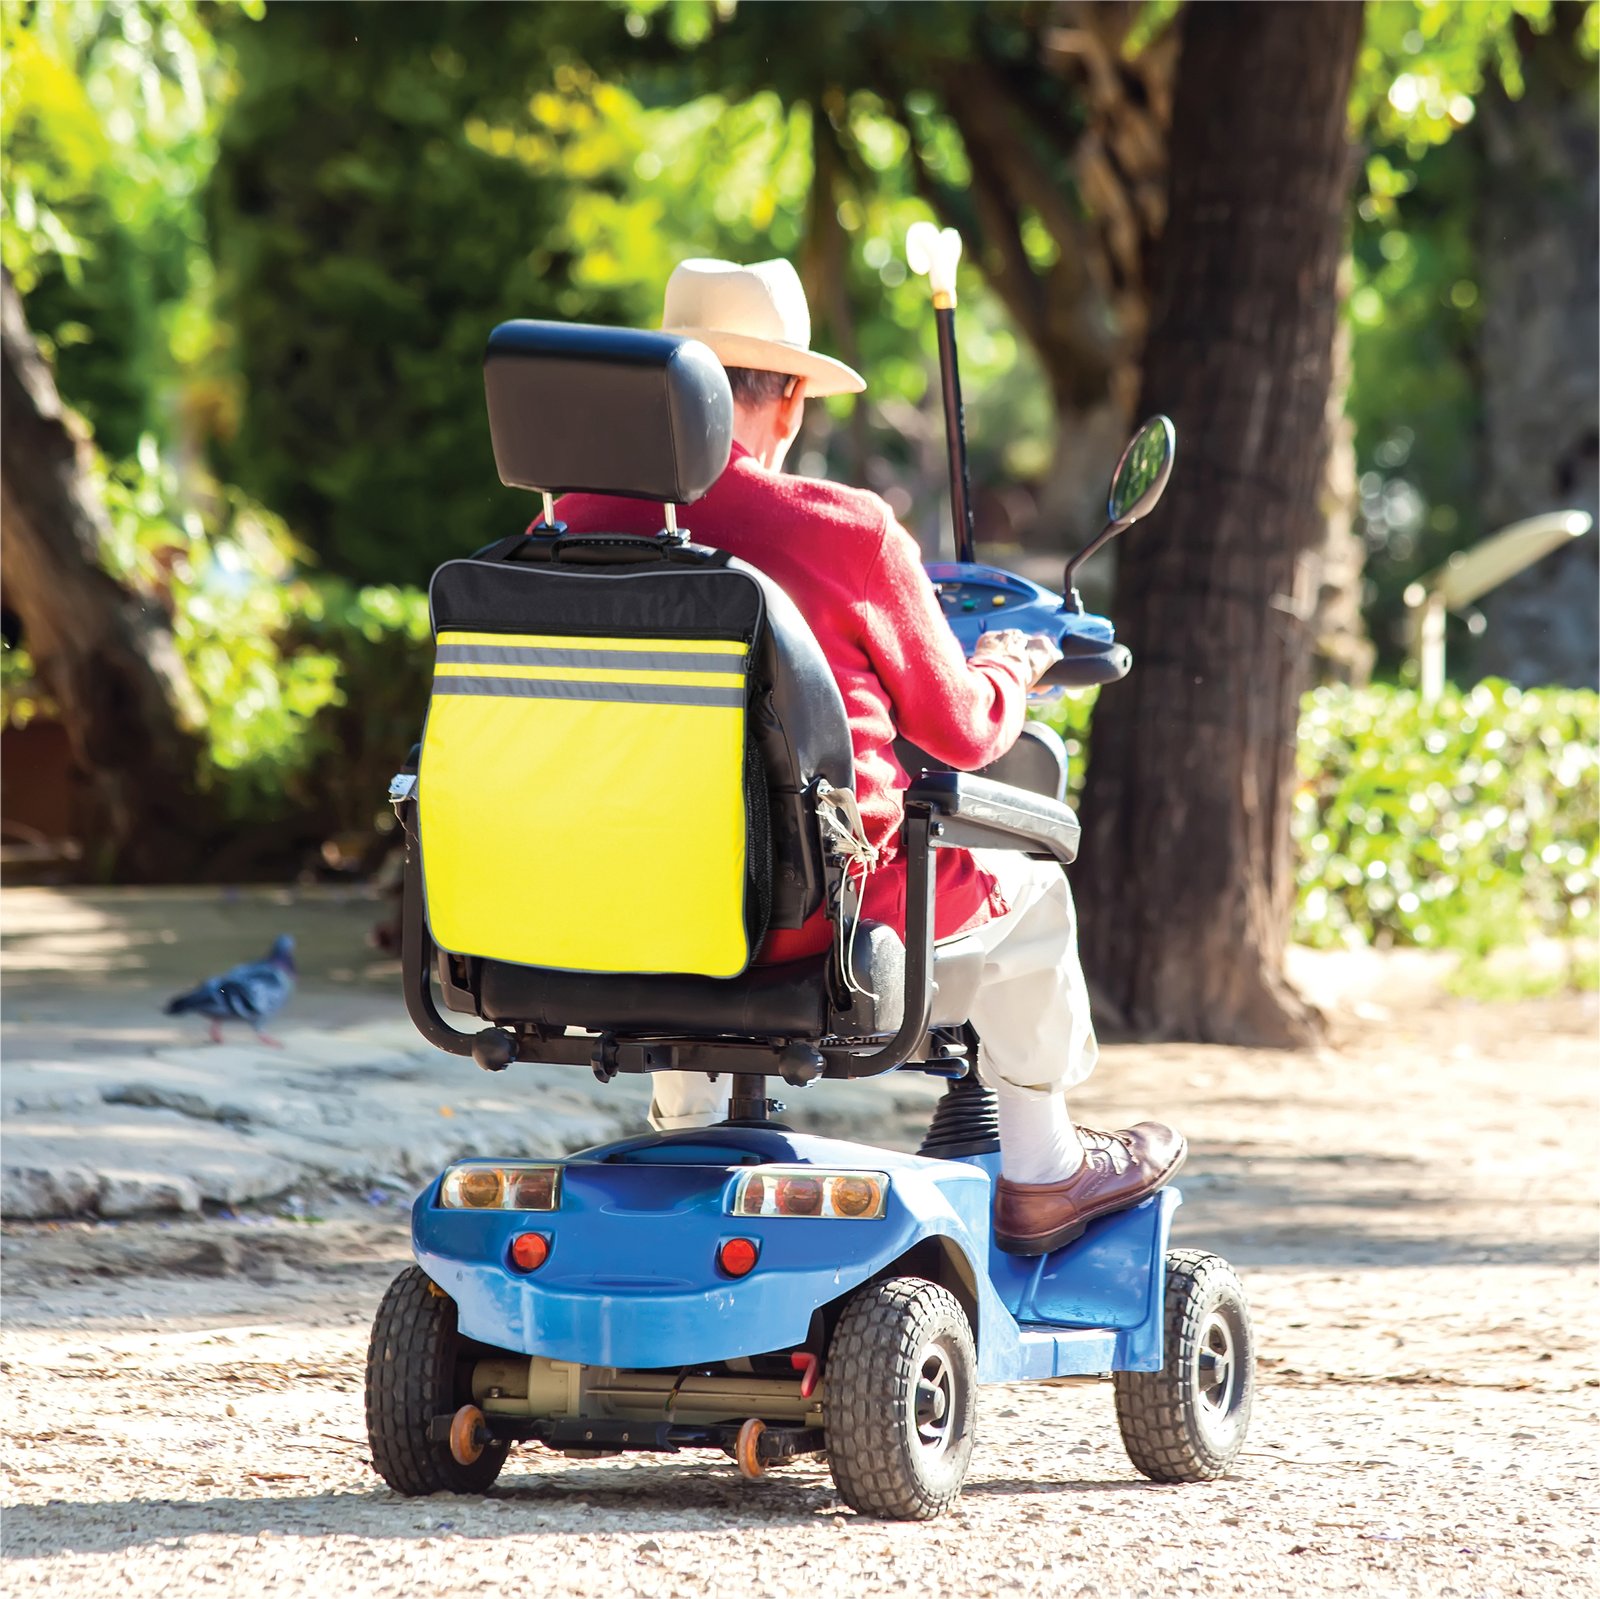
906;222;976;566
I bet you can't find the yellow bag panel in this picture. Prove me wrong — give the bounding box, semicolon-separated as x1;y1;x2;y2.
420;634;750;977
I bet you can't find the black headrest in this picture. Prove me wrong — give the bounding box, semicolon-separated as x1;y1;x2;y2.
484;321;734;504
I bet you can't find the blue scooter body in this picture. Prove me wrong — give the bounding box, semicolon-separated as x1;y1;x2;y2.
926;561;1129;687
412;1125;1178;1383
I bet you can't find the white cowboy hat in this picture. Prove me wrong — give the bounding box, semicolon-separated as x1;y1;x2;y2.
662;257;866;399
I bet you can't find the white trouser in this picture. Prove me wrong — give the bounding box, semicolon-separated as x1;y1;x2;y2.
647;849;1099;1132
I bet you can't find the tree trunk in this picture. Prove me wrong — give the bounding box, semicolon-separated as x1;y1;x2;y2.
1029;2;1179;552
1314;274;1374;687
0;271;207;879
1075;0;1364;1046
1471;4;1598;688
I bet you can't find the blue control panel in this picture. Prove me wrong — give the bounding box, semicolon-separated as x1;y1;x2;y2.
926;561;1131;688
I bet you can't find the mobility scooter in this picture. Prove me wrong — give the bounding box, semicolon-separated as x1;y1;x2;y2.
365;242;1254;1521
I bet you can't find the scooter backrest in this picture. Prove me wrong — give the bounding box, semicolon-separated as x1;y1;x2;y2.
484;321;733;504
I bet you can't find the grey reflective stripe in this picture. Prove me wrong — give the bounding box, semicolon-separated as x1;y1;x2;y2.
432;675;745;708
437;644;744;673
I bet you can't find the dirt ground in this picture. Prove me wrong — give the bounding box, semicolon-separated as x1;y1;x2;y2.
3;941;1597;1596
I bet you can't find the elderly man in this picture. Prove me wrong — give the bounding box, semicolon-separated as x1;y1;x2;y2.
553;258;1183;1255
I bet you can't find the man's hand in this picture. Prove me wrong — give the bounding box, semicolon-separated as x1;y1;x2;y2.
972;628;1062;688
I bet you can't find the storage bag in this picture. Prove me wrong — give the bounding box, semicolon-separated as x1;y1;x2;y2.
418;556;767;978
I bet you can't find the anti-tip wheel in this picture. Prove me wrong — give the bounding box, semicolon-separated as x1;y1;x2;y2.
1113;1248;1254;1482
824;1277;977;1521
365;1265;511;1495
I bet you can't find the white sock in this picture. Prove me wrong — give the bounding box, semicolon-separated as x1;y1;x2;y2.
994;1082;1084;1185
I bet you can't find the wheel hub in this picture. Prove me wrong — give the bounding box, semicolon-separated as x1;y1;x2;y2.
1195;1311;1237;1419
912;1341;959;1454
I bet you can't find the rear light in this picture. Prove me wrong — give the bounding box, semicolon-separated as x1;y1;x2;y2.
775;1175;823;1216
439;1163;562;1210
730;1166;889;1220
719;1237;759;1277
830;1177;880;1218
509;1232;550;1272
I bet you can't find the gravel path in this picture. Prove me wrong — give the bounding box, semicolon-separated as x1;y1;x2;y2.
2;891;1596;1595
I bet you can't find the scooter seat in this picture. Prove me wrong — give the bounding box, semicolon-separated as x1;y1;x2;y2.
460;922;982;1041
475;950;835;1036
463;919;911;1039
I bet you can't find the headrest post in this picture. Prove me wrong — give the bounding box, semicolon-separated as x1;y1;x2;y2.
662;503;680;540
539;491;556;528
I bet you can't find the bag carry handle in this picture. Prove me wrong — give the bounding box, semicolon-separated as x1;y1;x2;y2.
551;532;674;562
467;530;732;568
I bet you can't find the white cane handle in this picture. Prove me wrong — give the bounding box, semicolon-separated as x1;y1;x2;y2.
906;222;963;303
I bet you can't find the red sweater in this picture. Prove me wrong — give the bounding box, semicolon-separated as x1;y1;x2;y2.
554;442;1027;957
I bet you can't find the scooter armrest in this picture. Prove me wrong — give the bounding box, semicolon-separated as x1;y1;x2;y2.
906;771;1080;865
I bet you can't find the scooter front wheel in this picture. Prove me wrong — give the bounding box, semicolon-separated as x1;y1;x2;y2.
825;1277;977;1520
1113;1248;1254;1482
365;1265;511;1495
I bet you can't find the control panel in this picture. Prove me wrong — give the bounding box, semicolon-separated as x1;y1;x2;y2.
926;561;1131;688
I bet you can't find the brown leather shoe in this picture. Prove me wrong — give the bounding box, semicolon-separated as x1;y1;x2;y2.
993;1122;1187;1256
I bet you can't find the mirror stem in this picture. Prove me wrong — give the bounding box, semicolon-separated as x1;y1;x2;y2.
1062;516;1132;601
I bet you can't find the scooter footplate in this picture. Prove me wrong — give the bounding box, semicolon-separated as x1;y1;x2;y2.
986;1188;1180;1373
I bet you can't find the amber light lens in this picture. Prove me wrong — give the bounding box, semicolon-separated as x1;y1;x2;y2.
449;1168;504;1209
830;1177;882;1218
719;1238;759;1277
509;1232;550;1272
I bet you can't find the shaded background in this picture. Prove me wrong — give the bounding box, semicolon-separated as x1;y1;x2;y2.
2;0;1596;1042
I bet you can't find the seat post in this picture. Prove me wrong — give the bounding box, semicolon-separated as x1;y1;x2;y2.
727;1074;769;1123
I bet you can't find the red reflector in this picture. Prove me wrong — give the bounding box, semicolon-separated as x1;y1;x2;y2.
719;1237;759;1277
509;1232;549;1271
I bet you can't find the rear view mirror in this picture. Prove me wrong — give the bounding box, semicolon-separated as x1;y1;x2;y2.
1063;415;1178;603
1108;415;1176;525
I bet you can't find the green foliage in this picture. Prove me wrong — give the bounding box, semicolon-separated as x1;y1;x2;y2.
287;581;433;841
1347;133;1483;667
207;2;648;586
1353;1;1559;147
1447;942;1599;1000
0;641;52;729
80;429;435;839
1035;691;1097;812
1;0;243;458
1040;682;1598;955
88;432;438;834
90;436;345;814
1295;681;1598;951
1345;0;1598;670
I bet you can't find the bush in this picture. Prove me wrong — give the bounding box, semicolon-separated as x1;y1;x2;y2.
1294;681;1598;952
1038;679;1598;953
89;435;430;847
288;581;433;850
91;439;344;819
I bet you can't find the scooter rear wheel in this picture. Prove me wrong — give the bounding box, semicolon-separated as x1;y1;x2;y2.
365;1265;511;1495
825;1277;976;1520
1113;1248;1254;1482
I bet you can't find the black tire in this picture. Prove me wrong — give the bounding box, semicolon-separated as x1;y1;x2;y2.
825;1277;977;1520
1113;1248;1254;1482
365;1265;511;1494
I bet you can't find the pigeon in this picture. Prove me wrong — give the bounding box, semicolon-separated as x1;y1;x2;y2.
164;934;297;1046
